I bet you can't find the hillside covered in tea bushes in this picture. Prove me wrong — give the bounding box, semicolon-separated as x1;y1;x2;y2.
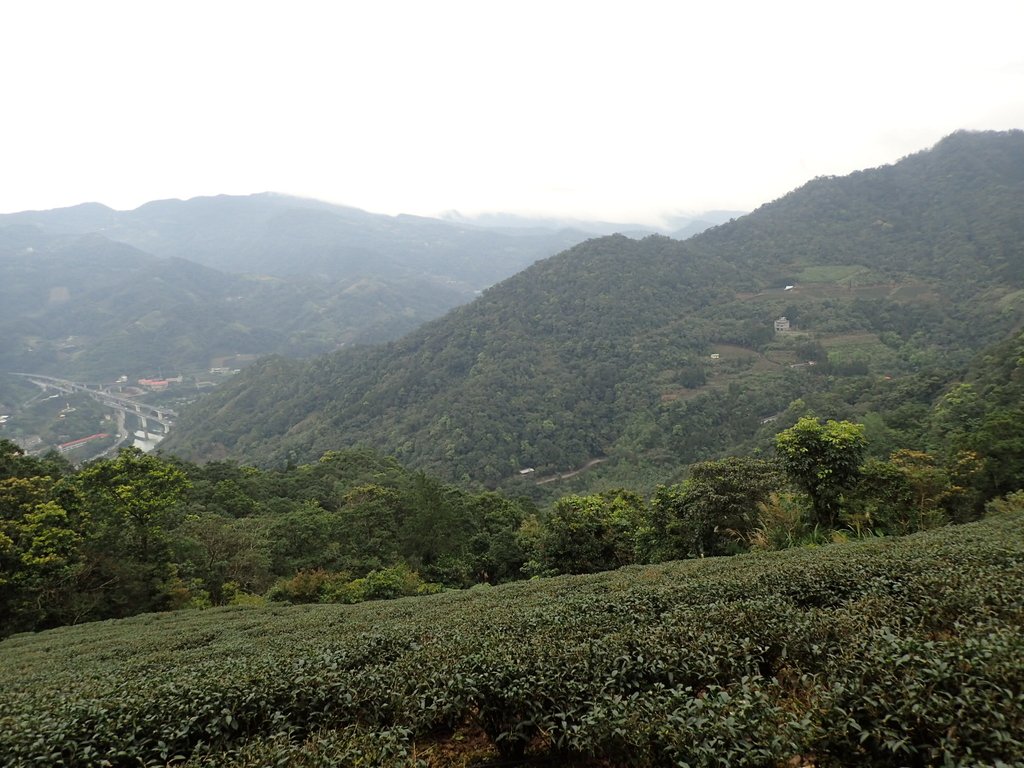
2;503;1022;766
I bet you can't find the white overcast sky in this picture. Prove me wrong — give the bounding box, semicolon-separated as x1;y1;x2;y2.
2;0;1022;224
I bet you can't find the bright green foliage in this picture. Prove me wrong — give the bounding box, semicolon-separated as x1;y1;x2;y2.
75;448;191;561
2;508;1022;766
534;490;645;574
775;416;866;528
0;441;81;633
65;449;192;618
266;563;442;605
353;563;443;601
15;501;81;569
642;457;785;559
0;487;82;631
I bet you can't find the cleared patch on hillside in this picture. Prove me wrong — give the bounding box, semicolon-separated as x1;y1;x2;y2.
795;264;871;283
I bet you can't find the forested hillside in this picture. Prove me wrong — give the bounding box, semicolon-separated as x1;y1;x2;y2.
0;194;618;380
10;339;1019;635
163;130;1024;492
5;219;1024;763
0;231;470;378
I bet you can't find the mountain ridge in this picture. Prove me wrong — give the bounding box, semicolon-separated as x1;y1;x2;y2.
161;130;1024;492
6;195;706;381
0;193;660;285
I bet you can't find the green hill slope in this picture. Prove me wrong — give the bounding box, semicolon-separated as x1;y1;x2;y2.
162;131;1024;488
2;506;1021;766
0;232;470;379
1;193;634;383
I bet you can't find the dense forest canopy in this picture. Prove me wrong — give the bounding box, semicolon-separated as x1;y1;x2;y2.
4;312;1020;635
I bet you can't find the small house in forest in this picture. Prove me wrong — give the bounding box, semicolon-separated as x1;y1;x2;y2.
774;316;791;333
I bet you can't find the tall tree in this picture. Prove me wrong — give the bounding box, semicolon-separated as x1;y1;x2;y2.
775;417;866;528
644;457;785;559
536;490;644;574
73;448;190;615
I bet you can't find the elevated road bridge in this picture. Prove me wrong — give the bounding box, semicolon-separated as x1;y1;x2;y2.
10;373;176;434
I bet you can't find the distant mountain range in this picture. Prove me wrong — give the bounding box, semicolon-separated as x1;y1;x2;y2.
0;194;734;379
1;193;734;286
161;130;1024;496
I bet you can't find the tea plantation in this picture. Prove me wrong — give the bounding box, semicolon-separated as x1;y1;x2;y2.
2;508;1022;767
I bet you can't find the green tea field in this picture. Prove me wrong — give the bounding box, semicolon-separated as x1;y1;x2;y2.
2;508;1023;767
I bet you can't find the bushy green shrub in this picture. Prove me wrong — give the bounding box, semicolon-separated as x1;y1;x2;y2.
267;564;441;605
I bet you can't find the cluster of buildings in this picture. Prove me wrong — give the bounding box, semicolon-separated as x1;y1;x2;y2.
57;433;110;454
136;375;184;392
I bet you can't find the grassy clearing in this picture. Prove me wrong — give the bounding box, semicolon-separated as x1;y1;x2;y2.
819;332;899;371
795;265;868;283
998;289;1024;312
